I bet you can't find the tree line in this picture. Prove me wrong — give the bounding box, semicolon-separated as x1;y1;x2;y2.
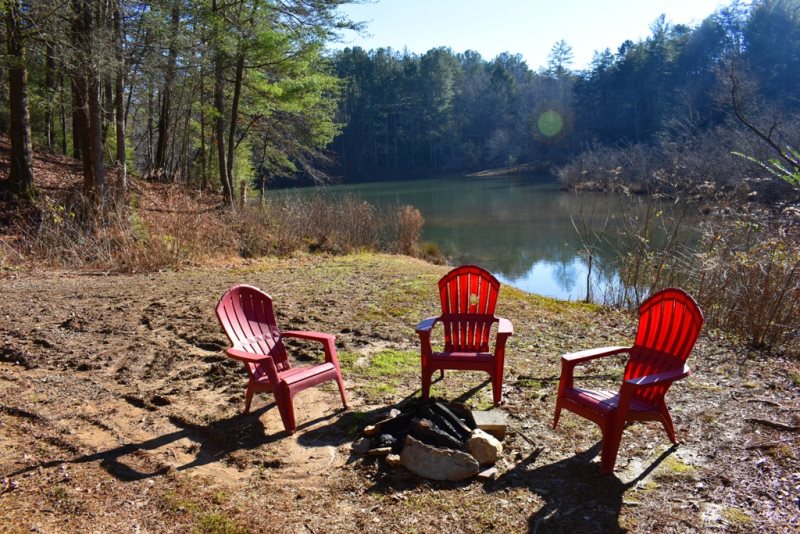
1;0;355;206
329;0;800;182
2;0;799;201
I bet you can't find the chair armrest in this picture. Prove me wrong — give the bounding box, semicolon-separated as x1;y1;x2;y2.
561;346;631;364
415;316;438;334
226;347;280;385
623;364;691;388
226;347;274;364
281;330;335;344
497;317;513;336
557;345;631;395
281;330;340;366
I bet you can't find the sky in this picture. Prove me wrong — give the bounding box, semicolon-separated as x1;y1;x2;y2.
332;0;734;70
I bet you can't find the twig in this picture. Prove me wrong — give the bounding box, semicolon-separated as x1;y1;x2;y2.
746;418;799;432
745;442;783;451
507;425;540;447
743;398;784;409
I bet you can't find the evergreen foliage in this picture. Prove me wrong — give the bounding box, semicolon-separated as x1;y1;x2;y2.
329;0;800;183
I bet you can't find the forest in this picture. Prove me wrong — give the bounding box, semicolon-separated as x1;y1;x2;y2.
331;1;800;187
1;0;799;196
1;0;355;205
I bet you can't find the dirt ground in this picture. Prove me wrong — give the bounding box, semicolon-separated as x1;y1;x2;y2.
0;253;798;533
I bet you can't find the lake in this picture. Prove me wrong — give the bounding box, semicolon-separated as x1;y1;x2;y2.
274;174;632;301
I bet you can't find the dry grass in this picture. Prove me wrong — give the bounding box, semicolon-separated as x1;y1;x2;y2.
570;184;800;354
2;185;429;273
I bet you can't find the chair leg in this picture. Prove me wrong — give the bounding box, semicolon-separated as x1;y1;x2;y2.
491;371;503;405
244;385;255;414
599;419;624;475
421;367;433;400
552;401;562;430
660;405;678;444
335;374;348;410
275;387;297;434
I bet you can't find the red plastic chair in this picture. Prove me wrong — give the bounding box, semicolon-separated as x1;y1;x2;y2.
215;285;347;433
553;288;704;474
416;265;513;405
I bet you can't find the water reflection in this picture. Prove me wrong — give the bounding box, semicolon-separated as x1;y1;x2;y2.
274;175;637;300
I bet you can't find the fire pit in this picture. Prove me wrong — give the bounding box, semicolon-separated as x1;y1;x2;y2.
352;399;505;481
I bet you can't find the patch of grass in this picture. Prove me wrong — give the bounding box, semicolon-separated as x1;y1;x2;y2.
50;484;69;501
506;286;601;314
470;396;496;411
340;349;419;400
762;442;796;467
656;456;697;480
688;381;724;392
553;414;583;434
518;378;544;390
344;411;369;436
721;507;752;528
699;411;718;424
368;349;419;376
337;350;358;368
789;370;800;387
164;489;201;515
193;512;251;534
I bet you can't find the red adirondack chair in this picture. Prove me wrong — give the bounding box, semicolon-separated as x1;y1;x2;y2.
416;265;513;405
553;288;704;474
215;285;347;434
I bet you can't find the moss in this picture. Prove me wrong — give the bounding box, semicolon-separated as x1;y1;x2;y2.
656;456;697;480
721;507;752;528
789;371;800;387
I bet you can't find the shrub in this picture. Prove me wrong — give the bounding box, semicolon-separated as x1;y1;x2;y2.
602;199;800;354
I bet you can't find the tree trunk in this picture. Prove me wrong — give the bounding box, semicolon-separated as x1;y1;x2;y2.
0;64;6;135
71;78;83;160
199;71;207;191
113;0;126;194
5;0;35;196
226;53;245;187
153;1;180;181
86;74;106;204
59;70;68;155
212;0;233;205
72;0;105;207
45;42;56;151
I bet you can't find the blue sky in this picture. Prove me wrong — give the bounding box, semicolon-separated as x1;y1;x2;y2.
333;0;734;70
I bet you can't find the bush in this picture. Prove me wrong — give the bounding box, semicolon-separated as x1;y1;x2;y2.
692;211;800;352
601;198;800;354
7;184;433;274
232;193;427;258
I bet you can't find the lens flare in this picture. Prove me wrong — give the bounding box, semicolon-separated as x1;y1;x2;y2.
537;111;563;137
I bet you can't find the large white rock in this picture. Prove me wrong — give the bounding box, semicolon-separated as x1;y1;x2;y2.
467;428;503;466
399;435;479;481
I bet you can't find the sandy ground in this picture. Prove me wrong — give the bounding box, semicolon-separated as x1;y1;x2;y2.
1;254;798;533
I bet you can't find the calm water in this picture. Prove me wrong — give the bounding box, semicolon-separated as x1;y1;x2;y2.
275;175;631;300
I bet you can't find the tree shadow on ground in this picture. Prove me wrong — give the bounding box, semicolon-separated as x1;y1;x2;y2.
491;443;677;533
5;405;289;482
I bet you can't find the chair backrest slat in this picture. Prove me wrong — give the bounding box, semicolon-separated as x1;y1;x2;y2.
626;288;704;403
438;265;501;352
216;285;289;374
